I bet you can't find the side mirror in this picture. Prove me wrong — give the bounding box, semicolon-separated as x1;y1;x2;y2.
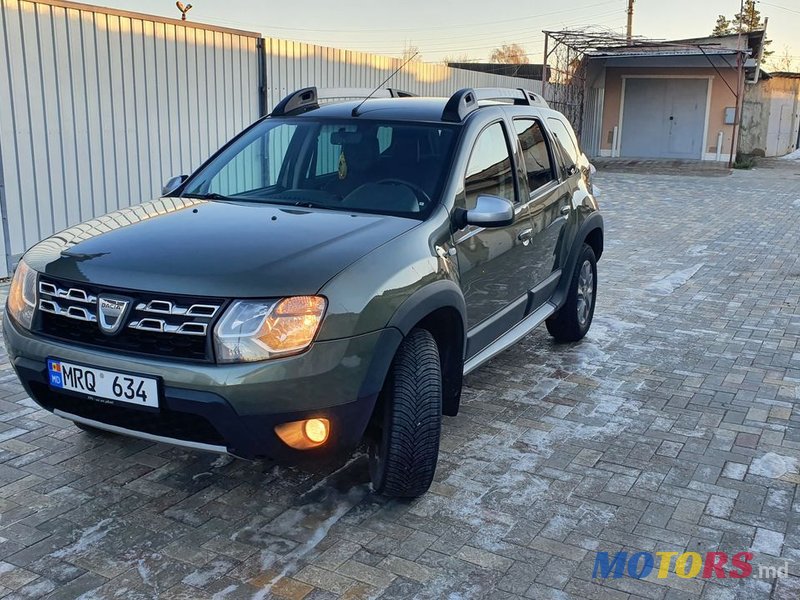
162;175;188;196
464;195;515;228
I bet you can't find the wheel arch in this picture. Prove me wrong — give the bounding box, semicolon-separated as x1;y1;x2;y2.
552;212;604;309
386;280;467;417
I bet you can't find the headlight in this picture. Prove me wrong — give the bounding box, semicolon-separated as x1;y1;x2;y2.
7;259;37;330
214;296;326;363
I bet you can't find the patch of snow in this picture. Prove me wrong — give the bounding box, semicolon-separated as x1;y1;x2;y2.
779;149;800;160
211;455;233;469
51;518;115;559
183;560;234;588
252;484;369;600
752;528;784;556
212;585;239;600
647;264;704;296
686;244;708;256
767;489;790;510
749;453;800;479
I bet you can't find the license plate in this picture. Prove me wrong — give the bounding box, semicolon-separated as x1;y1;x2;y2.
48;359;159;409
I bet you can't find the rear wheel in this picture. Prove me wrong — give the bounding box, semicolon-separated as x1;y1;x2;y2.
368;328;442;498
546;243;597;342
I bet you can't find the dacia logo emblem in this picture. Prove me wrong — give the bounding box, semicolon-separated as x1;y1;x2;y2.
97;296;130;335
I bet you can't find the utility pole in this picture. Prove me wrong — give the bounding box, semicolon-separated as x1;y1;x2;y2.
626;0;635;44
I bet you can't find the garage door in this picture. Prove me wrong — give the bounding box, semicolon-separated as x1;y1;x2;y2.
620;78;708;159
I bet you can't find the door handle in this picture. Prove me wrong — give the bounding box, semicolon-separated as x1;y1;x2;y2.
518;228;533;245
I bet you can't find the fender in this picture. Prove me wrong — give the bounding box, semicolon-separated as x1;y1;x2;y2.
387;280;467;343
387;279;468;417
552;212;604;309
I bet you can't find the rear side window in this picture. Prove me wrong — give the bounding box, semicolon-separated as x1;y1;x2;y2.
547;117;580;171
464;122;516;210
513;119;555;194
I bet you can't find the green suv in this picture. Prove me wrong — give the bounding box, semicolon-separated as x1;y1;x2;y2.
4;87;603;497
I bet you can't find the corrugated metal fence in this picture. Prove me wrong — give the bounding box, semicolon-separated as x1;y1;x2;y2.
261;39;541;110
0;0;540;276
0;0;262;276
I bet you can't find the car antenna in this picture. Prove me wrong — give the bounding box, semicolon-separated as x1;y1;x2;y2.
352;51;419;117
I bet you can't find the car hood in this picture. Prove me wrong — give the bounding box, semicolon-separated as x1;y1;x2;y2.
24;197;418;297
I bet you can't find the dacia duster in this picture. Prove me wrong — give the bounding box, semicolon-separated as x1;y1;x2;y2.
4;87;603;497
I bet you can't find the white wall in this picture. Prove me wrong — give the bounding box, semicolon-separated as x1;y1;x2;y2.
0;0;541;276
0;0;262;276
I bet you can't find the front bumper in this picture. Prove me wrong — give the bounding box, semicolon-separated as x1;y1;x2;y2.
4;313;401;460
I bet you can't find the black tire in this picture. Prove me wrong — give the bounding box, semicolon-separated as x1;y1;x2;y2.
368;328;442;498
546;243;597;343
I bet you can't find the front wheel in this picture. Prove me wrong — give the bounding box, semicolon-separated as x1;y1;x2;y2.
546;243;598;342
368;328;442;498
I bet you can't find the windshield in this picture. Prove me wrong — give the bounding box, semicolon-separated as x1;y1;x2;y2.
182;118;458;218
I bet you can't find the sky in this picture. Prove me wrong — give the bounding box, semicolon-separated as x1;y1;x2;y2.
101;0;799;68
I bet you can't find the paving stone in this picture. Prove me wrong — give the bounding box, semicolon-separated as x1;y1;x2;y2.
0;163;799;598
721;462;748;481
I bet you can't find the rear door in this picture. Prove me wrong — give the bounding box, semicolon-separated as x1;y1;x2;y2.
512;117;570;295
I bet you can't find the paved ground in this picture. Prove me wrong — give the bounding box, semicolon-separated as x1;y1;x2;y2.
1;160;800;599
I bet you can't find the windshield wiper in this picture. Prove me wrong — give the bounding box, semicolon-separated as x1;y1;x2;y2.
182;192;236;201
293;200;327;209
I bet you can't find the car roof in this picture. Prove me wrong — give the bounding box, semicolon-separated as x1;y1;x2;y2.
288;97;454;123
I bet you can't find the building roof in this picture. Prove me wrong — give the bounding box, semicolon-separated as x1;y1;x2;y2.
447;63;549;82
765;71;800;79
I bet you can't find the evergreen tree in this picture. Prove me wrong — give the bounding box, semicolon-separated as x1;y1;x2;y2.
710;0;772;57
712;15;732;36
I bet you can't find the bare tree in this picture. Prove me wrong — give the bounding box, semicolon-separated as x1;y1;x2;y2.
443;53;474;65
490;43;528;64
768;47;797;72
401;42;422;63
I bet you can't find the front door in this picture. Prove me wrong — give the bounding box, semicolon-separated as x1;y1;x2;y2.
454;120;536;351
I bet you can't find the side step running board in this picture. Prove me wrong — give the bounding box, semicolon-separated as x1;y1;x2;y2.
463;302;556;375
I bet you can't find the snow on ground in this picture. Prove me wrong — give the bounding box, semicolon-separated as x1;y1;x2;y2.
51;518;116;559
779;148;800;160
749;452;800;479
646;263;704;296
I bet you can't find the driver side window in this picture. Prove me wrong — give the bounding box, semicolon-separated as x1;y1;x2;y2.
208;124;298;195
463;122;516;211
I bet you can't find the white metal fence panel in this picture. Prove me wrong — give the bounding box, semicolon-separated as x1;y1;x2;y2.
0;0;261;274
261;38;542;113
0;2;544;276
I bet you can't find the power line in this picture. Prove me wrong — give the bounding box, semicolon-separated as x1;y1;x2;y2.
202;0;621;34
252;10;625;54
759;1;800;16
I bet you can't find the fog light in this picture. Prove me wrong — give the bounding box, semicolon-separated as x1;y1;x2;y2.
275;418;330;450
304;419;329;444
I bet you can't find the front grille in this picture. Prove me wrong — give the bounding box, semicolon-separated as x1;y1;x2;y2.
32;383;225;446
35;277;225;362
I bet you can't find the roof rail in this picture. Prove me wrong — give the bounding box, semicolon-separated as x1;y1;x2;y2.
442;87;548;122
271;87;416;117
